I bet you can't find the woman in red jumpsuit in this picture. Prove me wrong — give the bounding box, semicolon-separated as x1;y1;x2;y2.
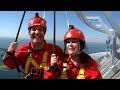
46;25;102;79
2;13;66;79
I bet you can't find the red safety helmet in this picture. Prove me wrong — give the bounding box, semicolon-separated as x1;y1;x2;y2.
28;13;46;29
64;27;85;43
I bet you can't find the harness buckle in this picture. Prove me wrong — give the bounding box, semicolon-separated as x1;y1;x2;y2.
24;67;41;79
30;67;41;75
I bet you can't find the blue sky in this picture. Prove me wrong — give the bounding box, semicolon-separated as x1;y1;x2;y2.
0;11;119;43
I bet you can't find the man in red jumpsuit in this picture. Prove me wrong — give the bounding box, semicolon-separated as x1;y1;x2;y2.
2;13;66;79
47;25;102;79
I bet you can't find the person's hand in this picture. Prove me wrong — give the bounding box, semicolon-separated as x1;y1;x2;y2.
7;42;18;53
51;54;58;66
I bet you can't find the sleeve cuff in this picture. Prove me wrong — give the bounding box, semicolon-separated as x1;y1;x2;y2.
2;52;11;60
6;51;14;55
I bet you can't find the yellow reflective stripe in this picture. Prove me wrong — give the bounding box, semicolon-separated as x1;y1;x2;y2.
24;49;32;74
39;51;48;68
76;66;85;79
62;68;67;74
39;64;43;68
60;69;68;79
39;64;48;69
60;75;68;79
60;63;85;79
24;55;32;74
42;51;48;62
79;67;84;75
76;75;85;79
43;66;48;69
24;50;48;75
31;59;39;68
30;51;48;68
41;63;47;66
60;63;68;79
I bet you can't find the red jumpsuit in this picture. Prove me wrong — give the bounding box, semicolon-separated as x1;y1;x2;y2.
44;52;102;79
2;40;66;79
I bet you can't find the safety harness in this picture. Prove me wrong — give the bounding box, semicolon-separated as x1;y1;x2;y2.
60;63;85;79
24;49;48;78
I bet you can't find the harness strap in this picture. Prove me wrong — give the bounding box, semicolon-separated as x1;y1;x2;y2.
24;49;48;75
31;59;40;68
42;51;48;63
60;63;68;79
40;51;48;68
60;63;85;79
76;65;85;79
24;54;32;74
60;68;68;79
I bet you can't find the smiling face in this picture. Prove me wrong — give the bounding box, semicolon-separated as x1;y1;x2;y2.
29;26;46;45
66;38;81;57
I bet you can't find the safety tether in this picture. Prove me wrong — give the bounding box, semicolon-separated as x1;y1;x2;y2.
12;11;26;79
65;11;70;29
43;11;46;19
53;11;60;79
